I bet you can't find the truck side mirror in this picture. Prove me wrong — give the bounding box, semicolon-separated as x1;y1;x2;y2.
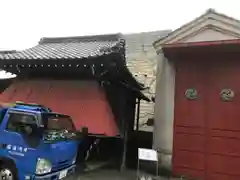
80;127;88;137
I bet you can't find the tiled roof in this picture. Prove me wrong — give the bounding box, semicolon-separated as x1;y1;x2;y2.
0;34;124;60
124;30;171;54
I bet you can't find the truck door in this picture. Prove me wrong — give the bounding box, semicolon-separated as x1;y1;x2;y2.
0;111;41;162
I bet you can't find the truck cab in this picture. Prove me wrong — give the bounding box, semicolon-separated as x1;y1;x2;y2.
0;102;81;180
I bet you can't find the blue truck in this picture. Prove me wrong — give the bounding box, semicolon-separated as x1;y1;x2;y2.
0;102;83;180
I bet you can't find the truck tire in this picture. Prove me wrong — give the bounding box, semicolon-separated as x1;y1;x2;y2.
0;162;18;180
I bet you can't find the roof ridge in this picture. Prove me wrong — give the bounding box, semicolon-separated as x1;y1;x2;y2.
39;33;123;44
210;8;240;25
0;50;17;54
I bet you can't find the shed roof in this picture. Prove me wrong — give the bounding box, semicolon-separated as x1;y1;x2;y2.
0;34;124;60
0;33;150;100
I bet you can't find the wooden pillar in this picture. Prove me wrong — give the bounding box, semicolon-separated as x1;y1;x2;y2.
136;98;140;131
120;121;128;171
120;89;128;171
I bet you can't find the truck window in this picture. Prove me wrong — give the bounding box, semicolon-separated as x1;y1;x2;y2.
6;113;37;136
6;112;41;148
42;113;76;131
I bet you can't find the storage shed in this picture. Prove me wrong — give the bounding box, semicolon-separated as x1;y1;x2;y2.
0;33;148;168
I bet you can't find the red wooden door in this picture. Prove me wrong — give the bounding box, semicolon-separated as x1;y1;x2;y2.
173;59;207;179
173;58;240;180
206;60;240;180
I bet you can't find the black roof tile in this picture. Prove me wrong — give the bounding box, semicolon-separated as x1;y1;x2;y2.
0;34;124;60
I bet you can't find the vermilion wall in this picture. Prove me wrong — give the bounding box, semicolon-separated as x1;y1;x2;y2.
0;80;119;136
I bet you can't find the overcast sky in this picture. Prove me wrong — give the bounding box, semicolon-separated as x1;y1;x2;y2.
0;0;238;50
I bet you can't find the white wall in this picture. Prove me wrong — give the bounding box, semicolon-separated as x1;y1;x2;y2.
153;51;175;169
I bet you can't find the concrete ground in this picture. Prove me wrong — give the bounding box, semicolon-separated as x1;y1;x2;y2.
66;161;179;180
69;169;179;180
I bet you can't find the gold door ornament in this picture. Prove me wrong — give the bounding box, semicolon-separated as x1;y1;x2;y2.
220;89;235;102
185;88;197;100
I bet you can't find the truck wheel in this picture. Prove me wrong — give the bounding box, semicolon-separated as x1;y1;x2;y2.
0;163;18;180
